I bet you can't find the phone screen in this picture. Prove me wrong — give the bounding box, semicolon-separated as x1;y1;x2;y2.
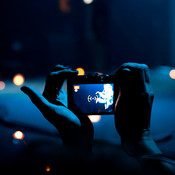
71;83;114;114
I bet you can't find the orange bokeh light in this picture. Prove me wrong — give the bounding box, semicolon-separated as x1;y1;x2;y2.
45;166;51;172
13;131;24;140
0;81;5;90
88;115;101;123
169;69;175;79
59;0;71;13
83;0;94;4
76;67;85;76
13;74;25;86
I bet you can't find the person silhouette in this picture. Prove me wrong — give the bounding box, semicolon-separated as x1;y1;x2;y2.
21;63;175;174
21;65;94;152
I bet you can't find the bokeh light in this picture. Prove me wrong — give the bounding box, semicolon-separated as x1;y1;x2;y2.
13;131;24;140
169;69;175;79
13;74;25;86
0;81;5;90
76;67;85;76
83;0;94;4
45;166;51;172
88;115;101;123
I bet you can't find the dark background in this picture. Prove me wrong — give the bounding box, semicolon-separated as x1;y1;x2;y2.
1;0;175;173
1;0;174;78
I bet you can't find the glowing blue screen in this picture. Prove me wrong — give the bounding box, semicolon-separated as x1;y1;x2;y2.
72;84;114;114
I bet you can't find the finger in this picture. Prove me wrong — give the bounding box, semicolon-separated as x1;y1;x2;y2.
48;69;78;91
49;68;78;78
43;69;78;103
115;62;152;94
21;85;50;112
115;62;148;78
51;64;70;72
47;69;78;85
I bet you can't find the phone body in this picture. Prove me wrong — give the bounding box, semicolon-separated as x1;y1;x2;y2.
67;75;116;115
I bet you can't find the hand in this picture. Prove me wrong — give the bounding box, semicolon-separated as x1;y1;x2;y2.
21;65;94;151
114;63;162;156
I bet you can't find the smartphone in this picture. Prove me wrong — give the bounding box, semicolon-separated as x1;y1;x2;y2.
67;75;115;115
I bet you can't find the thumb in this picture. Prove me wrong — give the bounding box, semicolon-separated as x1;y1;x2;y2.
115;67;131;93
21;85;49;111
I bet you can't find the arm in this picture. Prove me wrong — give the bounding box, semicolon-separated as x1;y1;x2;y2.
114;63;175;174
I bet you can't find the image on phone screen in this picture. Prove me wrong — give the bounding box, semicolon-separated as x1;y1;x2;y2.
72;83;114;114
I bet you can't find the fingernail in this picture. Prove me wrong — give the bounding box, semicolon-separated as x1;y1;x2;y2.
122;68;131;72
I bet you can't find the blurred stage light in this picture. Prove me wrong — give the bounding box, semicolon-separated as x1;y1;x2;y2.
59;0;71;13
13;131;24;140
13;74;25;86
0;81;5;90
76;67;85;76
88;115;101;123
169;69;175;79
83;0;94;4
45;166;51;172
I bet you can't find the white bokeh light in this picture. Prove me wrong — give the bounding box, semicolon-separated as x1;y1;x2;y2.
83;0;94;5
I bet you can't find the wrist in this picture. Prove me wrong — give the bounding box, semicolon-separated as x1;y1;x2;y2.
121;131;162;156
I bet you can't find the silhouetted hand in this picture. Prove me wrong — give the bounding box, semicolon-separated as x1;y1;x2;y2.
114;63;161;156
114;62;175;174
21;65;94;151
